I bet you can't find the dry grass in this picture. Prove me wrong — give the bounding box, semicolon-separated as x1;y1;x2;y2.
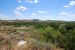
0;25;64;50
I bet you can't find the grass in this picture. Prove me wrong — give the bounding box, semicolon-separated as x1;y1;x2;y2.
0;23;64;50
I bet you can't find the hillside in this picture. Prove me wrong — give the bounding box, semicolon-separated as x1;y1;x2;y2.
0;21;75;50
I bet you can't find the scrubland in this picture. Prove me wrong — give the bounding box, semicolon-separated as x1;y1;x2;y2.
0;21;75;50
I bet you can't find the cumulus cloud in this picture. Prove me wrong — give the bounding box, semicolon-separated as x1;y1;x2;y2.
18;0;22;3
26;0;33;3
14;5;27;19
14;10;24;17
33;0;39;3
69;1;75;6
26;0;39;3
64;5;70;8
16;6;27;12
59;11;75;21
32;13;37;15
59;11;69;15
17;0;39;3
59;11;75;17
38;11;47;14
64;1;75;8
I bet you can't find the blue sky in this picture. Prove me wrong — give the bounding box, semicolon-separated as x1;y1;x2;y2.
0;0;75;21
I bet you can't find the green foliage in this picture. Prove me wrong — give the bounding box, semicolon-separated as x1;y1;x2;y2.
1;21;75;50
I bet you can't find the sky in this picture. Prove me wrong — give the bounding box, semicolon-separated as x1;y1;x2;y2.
0;0;75;21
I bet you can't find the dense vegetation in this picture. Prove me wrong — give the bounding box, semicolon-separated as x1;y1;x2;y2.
0;21;75;50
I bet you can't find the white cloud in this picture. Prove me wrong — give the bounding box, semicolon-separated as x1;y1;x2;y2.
64;1;75;8
32;13;37;15
60;11;75;16
17;0;39;3
64;5;70;8
69;1;75;6
34;0;39;3
16;6;27;12
26;0;33;3
38;11;47;14
0;14;13;20
18;0;22;3
25;0;39;3
59;11;69;15
59;11;75;21
14;6;27;19
14;10;24;17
